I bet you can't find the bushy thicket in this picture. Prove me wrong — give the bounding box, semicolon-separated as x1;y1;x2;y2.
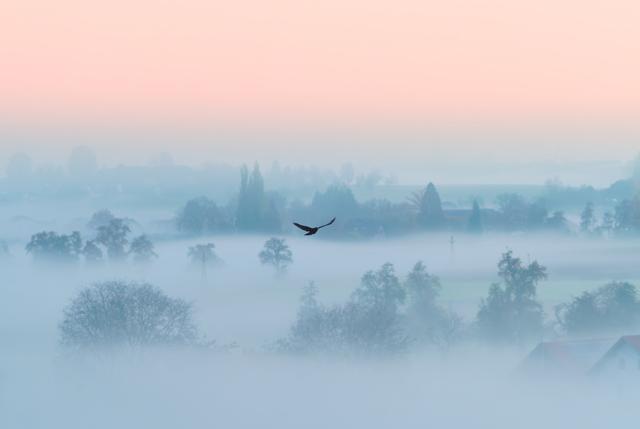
279;262;461;356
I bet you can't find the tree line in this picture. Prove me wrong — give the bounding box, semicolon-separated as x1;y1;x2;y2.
176;163;640;239
26;214;157;265
282;251;640;355
57;250;640;357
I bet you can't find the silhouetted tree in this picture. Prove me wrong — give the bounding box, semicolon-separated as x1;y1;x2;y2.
259;237;292;275
129;235;158;264
404;261;462;350
237;164;264;231
496;194;561;231
467;200;483;233
496;193;528;230
60;281;198;350
352;262;406;314
411;183;444;229
477;251;547;344
280;282;340;354
580;202;595;234
87;209;116;231
614;197;640;233
96;218;130;262
342;263;409;354
236;163;281;232
546;210;569;232
556;282;640;337
177;197;231;234
404;262;441;339
82;240;103;264
599;211;615;236
527;200;549;230
188;243;220;280
311;184;359;221
26;231;83;263
280;264;409;356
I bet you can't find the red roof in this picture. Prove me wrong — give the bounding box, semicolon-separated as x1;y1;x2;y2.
519;338;614;375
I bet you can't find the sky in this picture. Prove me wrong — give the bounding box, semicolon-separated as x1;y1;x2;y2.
1;0;639;178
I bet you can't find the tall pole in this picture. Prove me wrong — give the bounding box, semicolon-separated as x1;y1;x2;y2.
449;235;455;263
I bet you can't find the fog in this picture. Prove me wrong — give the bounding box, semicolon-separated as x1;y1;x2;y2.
2;150;640;428
4;0;640;423
2;229;640;428
2;121;637;186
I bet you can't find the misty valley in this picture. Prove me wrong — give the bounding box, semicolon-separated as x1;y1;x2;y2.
1;151;640;428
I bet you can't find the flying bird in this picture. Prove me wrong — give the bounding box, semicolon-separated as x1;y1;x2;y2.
293;217;336;236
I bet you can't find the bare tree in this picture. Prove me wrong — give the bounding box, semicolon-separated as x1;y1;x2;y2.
60;281;198;350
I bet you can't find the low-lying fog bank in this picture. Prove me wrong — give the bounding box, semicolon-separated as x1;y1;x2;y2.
2;232;640;429
2;349;638;429
3;233;639;345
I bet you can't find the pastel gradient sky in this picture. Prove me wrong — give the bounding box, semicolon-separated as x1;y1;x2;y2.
1;0;639;176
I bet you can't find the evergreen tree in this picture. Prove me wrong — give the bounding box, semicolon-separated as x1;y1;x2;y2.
580;202;595;233
236;165;250;229
245;163;265;229
236;163;280;232
410;182;445;229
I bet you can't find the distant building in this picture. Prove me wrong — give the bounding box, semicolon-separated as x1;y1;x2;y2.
589;335;640;380
518;338;614;376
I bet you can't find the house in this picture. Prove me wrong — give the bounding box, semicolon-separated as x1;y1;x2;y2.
589;335;640;380
518;338;615;376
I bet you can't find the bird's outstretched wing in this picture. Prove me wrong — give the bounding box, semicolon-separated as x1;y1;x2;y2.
293;222;314;232
318;217;336;229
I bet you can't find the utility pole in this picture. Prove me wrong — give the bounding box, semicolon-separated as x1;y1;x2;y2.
449;235;455;263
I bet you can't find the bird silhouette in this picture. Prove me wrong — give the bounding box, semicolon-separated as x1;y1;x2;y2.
293;217;336;236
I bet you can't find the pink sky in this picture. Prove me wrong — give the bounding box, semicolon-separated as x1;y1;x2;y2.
2;0;640;124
